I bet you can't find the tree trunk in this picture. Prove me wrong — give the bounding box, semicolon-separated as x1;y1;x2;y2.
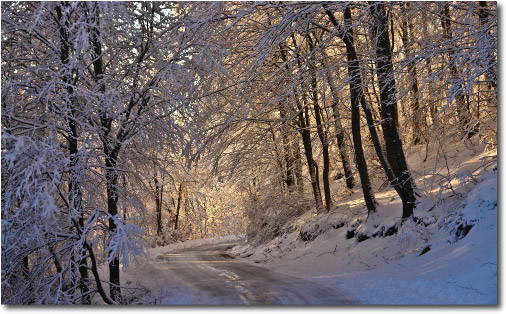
477;1;497;93
104;146;122;302
269;125;286;188
22;255;29;280
56;3;89;304
83;241;114;304
369;1;417;219
425;58;438;125
307;36;332;211
328;4;416;219
280;39;324;212
476;0;496;125
293;136;304;192
297;99;324;213
154;174;163;236
278;43;304;192
440;3;476;139
174;183;184;230
89;2;121;302
326;72;355;189
326;5;377;214
400;2;424;145
279;104;296;189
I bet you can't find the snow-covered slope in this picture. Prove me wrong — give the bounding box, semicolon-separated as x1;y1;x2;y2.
230;142;497;304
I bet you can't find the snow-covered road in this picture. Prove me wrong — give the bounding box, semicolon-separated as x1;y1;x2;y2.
153;242;353;305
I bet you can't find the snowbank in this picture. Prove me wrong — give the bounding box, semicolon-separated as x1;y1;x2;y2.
143;234;241;260
322;171;497;304
230;144;497;304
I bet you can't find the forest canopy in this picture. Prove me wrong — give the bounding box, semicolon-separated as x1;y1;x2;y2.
1;1;497;304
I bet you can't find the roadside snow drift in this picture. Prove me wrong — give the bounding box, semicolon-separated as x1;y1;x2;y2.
230;145;497;305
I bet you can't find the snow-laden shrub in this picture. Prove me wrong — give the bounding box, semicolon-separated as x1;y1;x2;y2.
245;190;312;246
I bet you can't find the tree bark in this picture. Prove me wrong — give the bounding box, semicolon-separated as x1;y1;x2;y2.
88;2;121;302
174;183;184;230
293;136;304;192
278;43;304;193
83;241;114;304
104;145;122;302
400;2;424;145
280;39;324;212
297;98;324;213
327;4;416;219
440;3;476;139
154;173;163;236
307;35;332;211
278;104;296;189
326;72;355;189
477;1;497;100
326;5;377;214
369;1;417;218
268;125;287;188
56;3;89;304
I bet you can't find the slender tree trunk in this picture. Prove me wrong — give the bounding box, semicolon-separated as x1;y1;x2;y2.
363;29;387;125
89;3;121;302
440;3;475;139
70;128;91;305
104;145;122;302
477;1;497;93
400;3;424;145
326;6;377;214
174;183;184;230
278;43;303;192
154;174;163;236
83;241;114;304
328;4;415;219
298;94;325;213
297;98;325;213
476;1;496;127
280;39;324;212
424;58;438;125
293;136;303;192
22;255;29;280
56;3;89;304
369;2;417;218
268;125;286;188
279;104;296;189
307;38;332;211
326;72;355;189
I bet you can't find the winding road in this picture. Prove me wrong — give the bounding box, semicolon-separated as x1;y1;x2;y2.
156;242;353;305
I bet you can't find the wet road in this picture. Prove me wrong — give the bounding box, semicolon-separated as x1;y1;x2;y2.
157;242;353;305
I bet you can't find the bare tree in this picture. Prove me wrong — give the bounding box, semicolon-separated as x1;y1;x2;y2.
368;2;417;219
325;4;377;214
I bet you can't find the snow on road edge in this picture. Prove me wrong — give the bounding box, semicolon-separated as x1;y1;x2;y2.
230;148;497;305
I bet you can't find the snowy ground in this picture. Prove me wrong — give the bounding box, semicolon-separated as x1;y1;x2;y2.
92;140;497;306
229;141;498;305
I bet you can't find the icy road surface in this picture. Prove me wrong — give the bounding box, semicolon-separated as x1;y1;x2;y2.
156;242;353;305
